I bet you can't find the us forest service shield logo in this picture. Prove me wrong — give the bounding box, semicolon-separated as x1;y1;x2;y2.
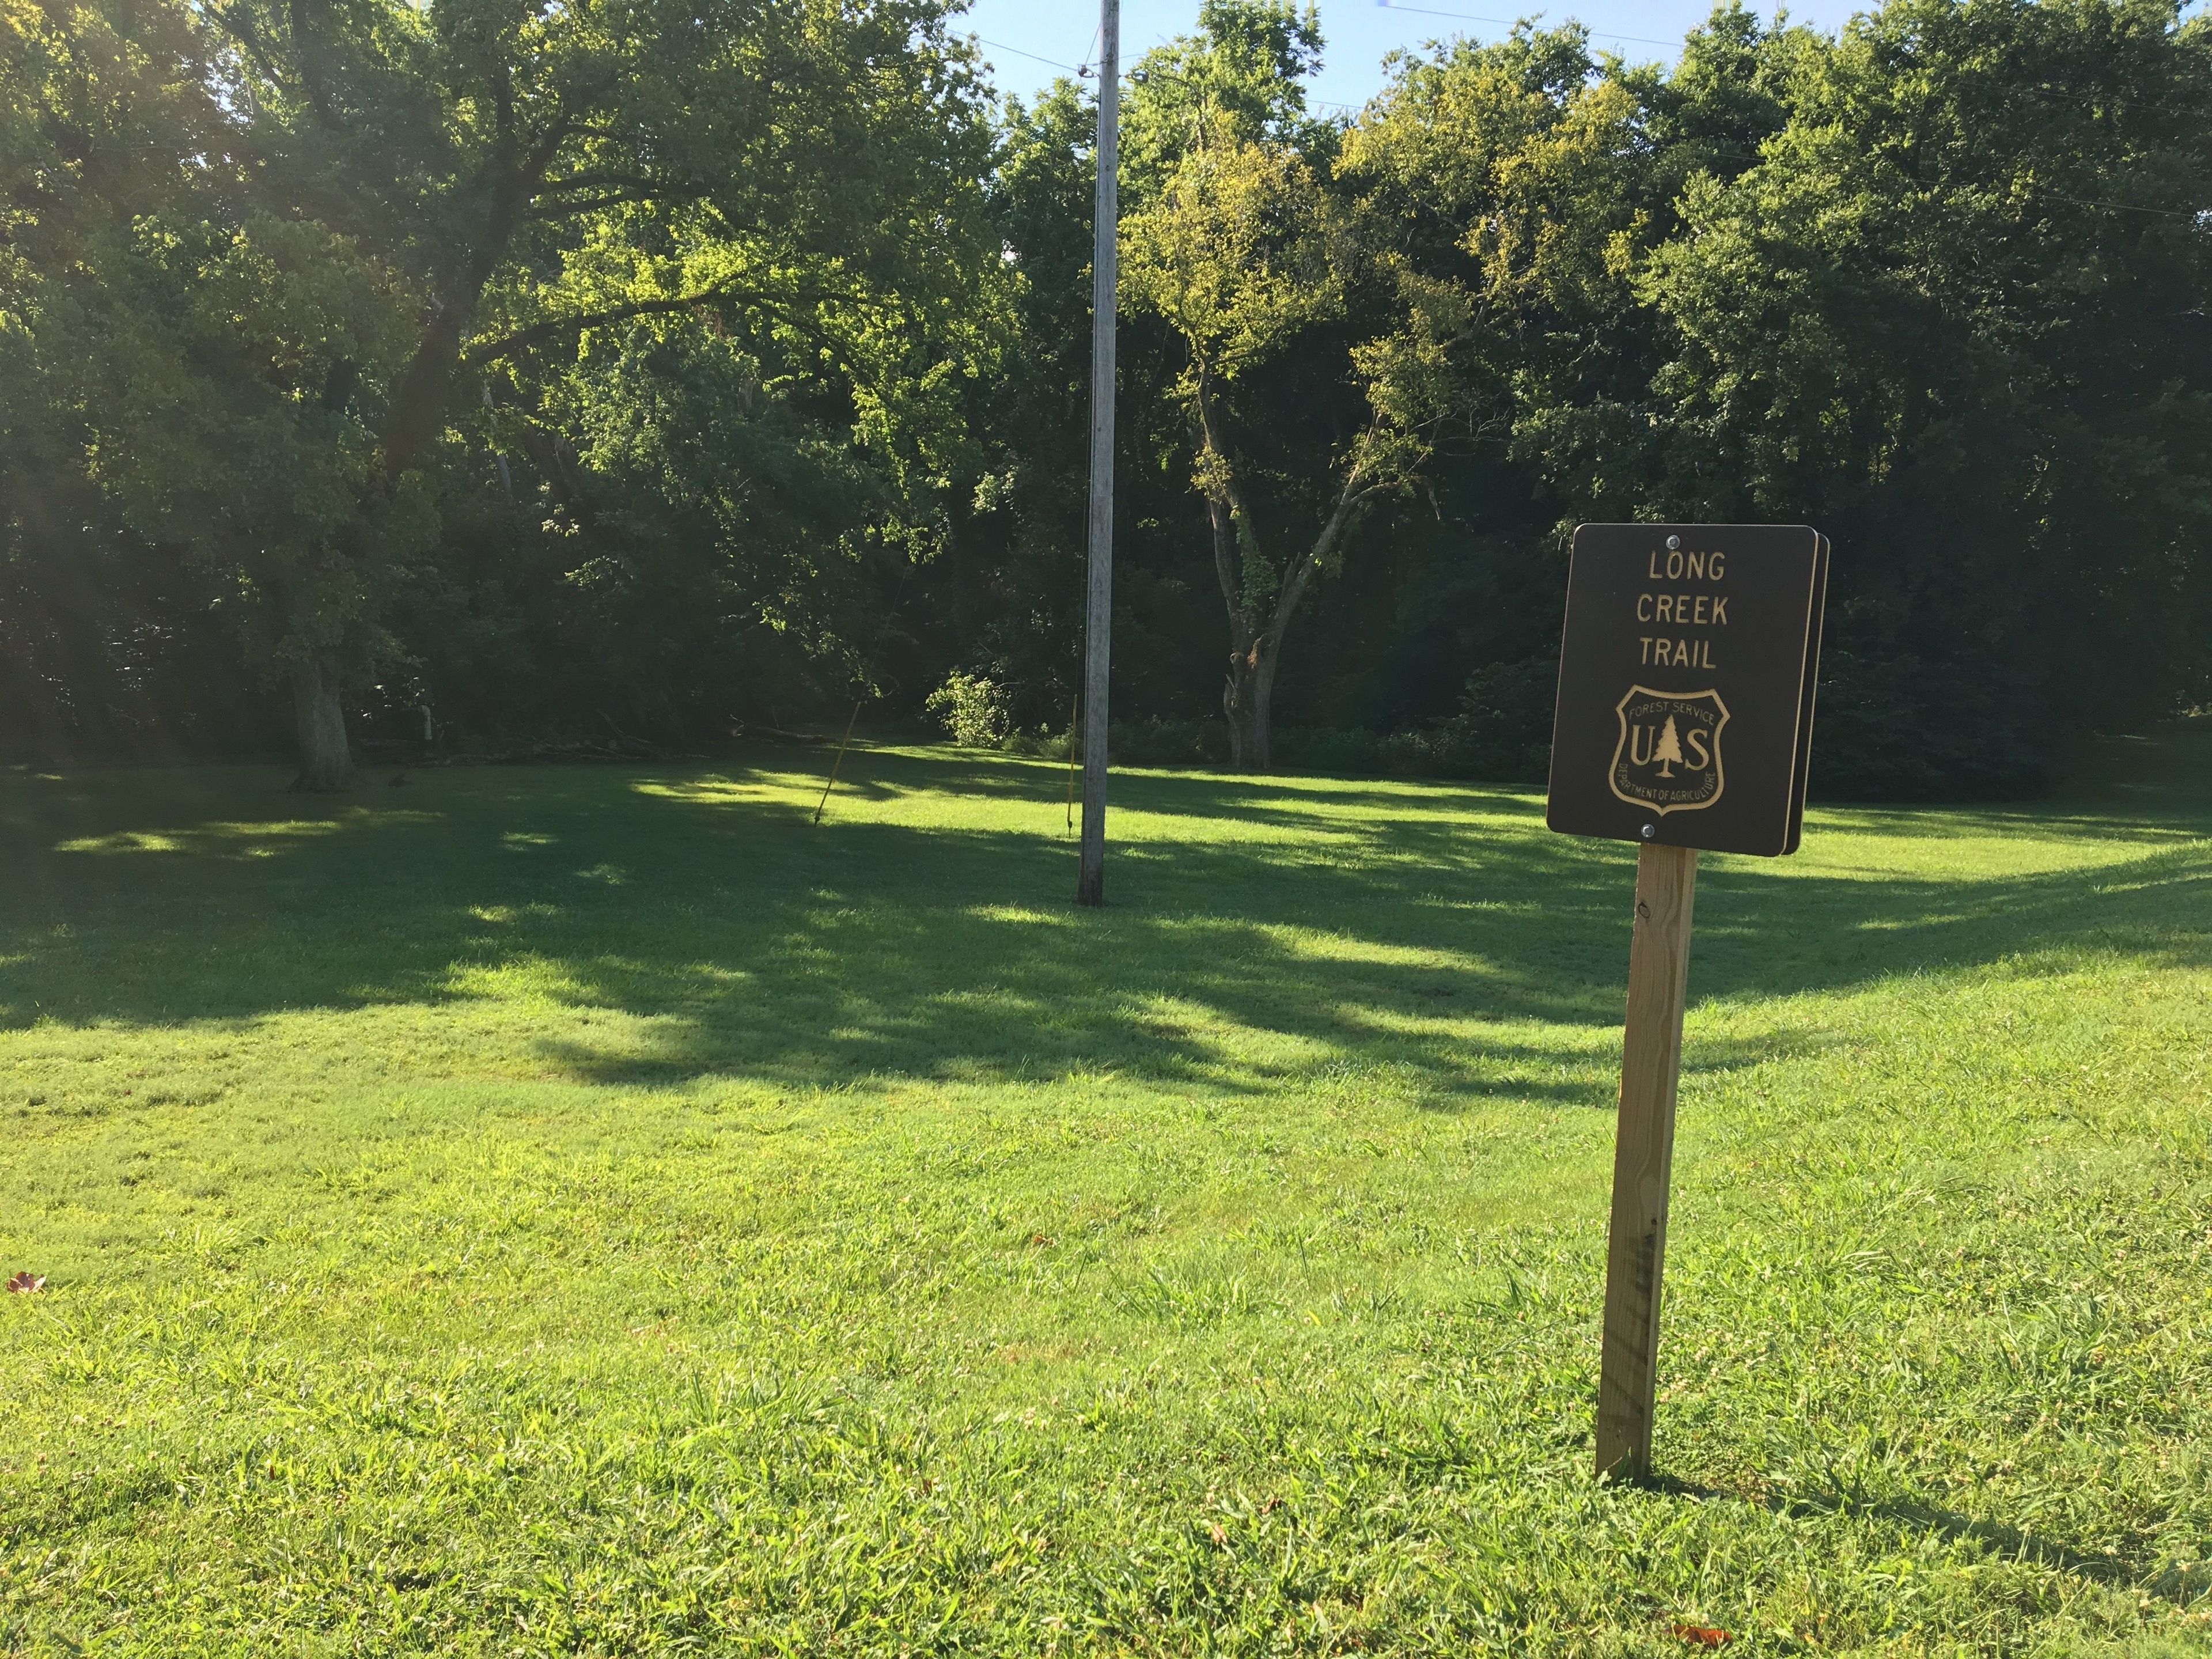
1609;687;1730;815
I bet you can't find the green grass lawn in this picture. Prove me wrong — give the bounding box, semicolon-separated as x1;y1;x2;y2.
3;726;2210;1657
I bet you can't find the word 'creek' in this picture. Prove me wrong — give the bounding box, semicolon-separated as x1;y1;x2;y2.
1637;546;1729;669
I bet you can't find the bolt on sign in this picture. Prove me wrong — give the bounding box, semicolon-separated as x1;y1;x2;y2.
1547;524;1829;1483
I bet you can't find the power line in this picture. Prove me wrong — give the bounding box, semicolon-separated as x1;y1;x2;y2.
1678;136;2207;214
1374;0;1520;29
1378;3;2212;130
1375;0;1687;51
2039;189;2210;218
974;36;1086;77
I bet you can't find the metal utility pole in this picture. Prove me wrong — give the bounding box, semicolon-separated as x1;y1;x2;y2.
1075;0;1119;908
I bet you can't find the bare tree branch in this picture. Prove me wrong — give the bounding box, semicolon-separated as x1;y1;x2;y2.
532;172;663;198
1271;465;1373;640
464;293;734;366
285;0;342;130
200;4;296;109
514;70;624;196
526;192;655;221
461;278;855;368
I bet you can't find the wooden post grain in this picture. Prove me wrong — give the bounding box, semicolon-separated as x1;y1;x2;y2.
1595;841;1699;1481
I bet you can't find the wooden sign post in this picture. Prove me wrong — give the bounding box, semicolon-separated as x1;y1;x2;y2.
1595;837;1697;1481
1547;523;1829;1482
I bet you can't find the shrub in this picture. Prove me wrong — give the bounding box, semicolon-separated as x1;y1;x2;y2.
925;672;1013;748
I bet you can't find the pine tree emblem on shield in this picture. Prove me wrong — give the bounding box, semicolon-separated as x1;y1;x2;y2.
1609;687;1729;815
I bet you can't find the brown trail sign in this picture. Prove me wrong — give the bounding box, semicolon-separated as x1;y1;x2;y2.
1547;523;1828;1482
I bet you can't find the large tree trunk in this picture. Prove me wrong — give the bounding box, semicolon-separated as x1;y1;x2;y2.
1211;480;1272;771
1194;377;1378;774
1225;636;1276;770
1196;379;1272;772
290;655;354;791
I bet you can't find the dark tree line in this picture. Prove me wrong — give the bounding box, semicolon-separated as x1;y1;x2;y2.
4;0;2209;796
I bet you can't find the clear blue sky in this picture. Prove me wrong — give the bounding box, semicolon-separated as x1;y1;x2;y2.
955;0;1868;112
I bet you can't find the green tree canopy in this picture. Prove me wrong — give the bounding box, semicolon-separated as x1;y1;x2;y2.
2;0;1003;782
5;0;2208;796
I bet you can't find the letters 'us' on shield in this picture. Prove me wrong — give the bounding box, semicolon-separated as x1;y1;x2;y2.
1548;524;1828;857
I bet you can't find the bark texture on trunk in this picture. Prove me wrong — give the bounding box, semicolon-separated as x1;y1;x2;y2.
290;655;354;791
1224;637;1276;771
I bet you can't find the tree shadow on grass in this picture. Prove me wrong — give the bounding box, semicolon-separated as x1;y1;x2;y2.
0;741;2206;1102
1639;1478;2206;1605
1810;1491;2204;1605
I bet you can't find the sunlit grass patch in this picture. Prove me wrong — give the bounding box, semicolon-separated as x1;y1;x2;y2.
0;726;2209;1655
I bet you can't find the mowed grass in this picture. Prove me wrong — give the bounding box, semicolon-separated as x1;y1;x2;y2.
2;727;2210;1659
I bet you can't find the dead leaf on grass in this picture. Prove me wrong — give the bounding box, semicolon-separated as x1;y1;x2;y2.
6;1272;45;1295
1672;1624;1733;1648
